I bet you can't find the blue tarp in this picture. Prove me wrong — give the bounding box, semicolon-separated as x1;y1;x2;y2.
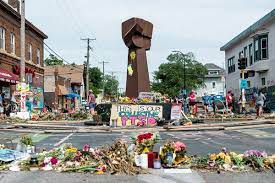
65;93;81;99
0;149;26;162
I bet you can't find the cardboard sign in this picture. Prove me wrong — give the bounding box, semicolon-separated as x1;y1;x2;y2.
20;93;26;112
170;104;182;120
110;104;163;127
138;92;154;100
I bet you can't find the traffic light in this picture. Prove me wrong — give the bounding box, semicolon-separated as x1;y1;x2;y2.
238;58;247;70
240;70;255;79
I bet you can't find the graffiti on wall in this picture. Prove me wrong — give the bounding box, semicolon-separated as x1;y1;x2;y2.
110;104;163;127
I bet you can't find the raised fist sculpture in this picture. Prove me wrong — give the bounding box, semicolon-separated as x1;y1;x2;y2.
122;18;153;98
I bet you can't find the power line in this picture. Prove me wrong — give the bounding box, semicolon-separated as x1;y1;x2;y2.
43;42;84;72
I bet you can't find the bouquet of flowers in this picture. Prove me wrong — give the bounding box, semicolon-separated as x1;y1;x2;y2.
243;150;267;171
159;141;187;166
132;132;160;154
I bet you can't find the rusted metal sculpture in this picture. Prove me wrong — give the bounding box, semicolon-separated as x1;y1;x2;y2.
122;18;153;98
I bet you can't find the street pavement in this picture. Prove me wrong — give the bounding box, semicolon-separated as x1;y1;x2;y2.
1;126;275;155
1;126;275;183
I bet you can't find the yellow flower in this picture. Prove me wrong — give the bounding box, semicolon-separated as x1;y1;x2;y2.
66;147;77;153
217;152;226;160
209;153;217;161
96;170;104;175
224;155;231;164
229;152;237;157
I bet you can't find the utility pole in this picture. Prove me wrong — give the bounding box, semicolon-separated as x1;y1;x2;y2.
98;61;109;97
20;0;26;112
81;38;95;100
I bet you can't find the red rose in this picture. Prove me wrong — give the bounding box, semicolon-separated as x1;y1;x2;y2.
50;157;58;165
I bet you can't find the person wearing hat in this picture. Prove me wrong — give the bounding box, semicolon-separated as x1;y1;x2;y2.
88;90;96;115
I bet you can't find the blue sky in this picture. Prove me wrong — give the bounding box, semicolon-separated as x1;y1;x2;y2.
25;0;275;89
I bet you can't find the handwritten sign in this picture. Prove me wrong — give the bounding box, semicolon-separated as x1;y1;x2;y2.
138;92;154;100
170;104;182;120
110;104;163;127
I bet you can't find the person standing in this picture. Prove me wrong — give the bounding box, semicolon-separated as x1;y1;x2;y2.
189;90;197;115
256;91;266;117
202;93;210;114
87;90;96;115
226;91;233;114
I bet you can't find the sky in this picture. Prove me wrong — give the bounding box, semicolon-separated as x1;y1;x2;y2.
25;0;275;89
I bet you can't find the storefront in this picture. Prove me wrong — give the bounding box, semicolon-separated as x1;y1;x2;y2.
0;68;19;100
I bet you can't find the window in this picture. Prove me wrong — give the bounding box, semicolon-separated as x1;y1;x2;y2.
261;38;268;59
212;82;216;89
228;56;235;74
26;73;33;84
209;71;218;75
249;44;253;65
239;51;243;59
10;33;15;54
244;46;248;67
254;34;268;61
247;81;251;88
0;27;5;50
28;44;32;61
36;49;40;65
261;77;266;86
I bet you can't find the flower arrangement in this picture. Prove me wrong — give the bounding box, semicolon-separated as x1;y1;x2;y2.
159;141;187;166
20;135;34;146
132;132;159;154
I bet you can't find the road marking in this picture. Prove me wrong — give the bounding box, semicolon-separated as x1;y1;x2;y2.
54;133;74;147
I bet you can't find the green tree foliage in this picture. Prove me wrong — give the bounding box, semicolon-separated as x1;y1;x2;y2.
84;67;103;95
44;54;63;66
151;52;207;97
103;75;119;96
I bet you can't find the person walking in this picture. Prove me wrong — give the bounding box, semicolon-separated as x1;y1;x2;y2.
87;90;96;115
256;91;266;117
189;90;197;115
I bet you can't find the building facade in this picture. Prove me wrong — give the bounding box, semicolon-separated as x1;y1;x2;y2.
196;63;225;97
0;0;47;109
44;65;84;110
221;9;275;97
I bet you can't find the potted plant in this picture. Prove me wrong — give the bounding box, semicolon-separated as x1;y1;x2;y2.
19;135;35;153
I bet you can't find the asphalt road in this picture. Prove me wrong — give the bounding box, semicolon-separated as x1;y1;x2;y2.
1;126;275;155
1;126;275;183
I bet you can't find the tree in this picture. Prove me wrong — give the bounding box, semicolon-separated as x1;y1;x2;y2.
44;54;63;66
103;75;119;96
151;52;207;97
83;66;103;95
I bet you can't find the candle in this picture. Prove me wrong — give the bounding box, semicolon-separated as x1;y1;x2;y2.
147;152;154;168
153;159;161;169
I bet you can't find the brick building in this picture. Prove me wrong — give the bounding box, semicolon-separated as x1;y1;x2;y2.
0;0;47;109
44;65;84;110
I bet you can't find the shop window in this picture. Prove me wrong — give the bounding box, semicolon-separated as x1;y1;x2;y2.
26;73;33;84
10;33;15;54
0;27;5;50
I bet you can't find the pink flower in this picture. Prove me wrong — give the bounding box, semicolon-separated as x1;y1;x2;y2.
83;144;90;152
174;141;186;152
50;157;58;165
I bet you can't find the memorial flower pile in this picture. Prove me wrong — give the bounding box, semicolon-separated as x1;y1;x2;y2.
159;141;188;167
132;132;160;154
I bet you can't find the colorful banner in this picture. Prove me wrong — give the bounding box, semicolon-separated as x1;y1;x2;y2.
110;104;163;127
31;87;44;109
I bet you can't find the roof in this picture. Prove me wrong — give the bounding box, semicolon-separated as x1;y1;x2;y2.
204;63;224;71
44;65;84;84
0;1;48;39
220;9;275;51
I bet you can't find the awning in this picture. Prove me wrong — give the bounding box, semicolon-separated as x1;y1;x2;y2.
0;68;19;83
65;93;81;99
57;85;68;96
